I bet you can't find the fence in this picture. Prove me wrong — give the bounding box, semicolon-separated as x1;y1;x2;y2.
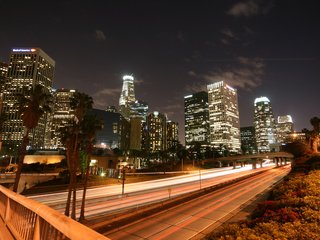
0;185;109;240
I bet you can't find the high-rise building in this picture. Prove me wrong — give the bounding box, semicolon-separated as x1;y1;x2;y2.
88;109;130;150
0;62;8;114
49;89;77;148
254;96;277;152
131;100;149;120
207;81;241;154
0;62;8;151
119;75;136;120
184;91;210;150
144;111;167;152
277;115;294;144
130;117;143;150
240;126;257;154
167;121;179;149
1;48;55;148
118;75;149;121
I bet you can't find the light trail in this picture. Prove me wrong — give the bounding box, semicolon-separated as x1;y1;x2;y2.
28;163;276;218
104;165;290;240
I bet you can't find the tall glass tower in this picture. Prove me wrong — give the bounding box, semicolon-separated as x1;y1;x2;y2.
184;91;210;150
207;81;241;154
119;75;135;120
254;96;277;152
1;48;55;148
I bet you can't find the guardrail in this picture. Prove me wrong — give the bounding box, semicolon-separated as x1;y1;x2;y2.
0;185;109;240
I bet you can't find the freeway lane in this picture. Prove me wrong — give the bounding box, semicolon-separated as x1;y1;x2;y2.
104;165;290;240
28;164;276;218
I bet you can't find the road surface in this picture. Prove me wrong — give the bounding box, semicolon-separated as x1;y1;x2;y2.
104;165;290;240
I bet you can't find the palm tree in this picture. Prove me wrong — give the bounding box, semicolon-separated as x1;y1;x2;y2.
61;92;93;219
78;114;103;221
310;117;320;153
13;84;52;192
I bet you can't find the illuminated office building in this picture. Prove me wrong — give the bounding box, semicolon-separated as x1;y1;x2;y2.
254;96;277;152
88;109;129;150
49;89;77;148
131;100;149;120
119;75;136;120
0;62;8;151
0;62;8;113
184;91;210;150
207;81;241;153
145;111;167;152
167;121;179;149
277;115;294;144
119;75;149;121
240;126;257;154
1;48;55;148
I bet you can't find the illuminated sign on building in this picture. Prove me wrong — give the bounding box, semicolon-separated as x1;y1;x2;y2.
12;48;36;53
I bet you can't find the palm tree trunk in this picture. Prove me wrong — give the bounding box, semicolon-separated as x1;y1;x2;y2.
71;172;77;220
64;148;72;216
79;153;91;222
13;131;29;193
71;151;77;220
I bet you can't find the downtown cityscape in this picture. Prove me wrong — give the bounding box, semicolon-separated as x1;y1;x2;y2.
0;1;320;240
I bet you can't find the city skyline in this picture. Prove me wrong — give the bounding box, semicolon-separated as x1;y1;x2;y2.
1;0;319;143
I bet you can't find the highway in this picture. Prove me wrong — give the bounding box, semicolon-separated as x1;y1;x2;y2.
27;163;278;218
104;165;290;240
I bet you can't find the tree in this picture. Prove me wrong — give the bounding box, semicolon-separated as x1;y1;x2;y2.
79;114;103;222
61;92;93;219
177;143;188;171
13;85;52;192
310;117;320;153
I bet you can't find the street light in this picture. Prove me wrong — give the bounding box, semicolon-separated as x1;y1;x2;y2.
198;159;202;189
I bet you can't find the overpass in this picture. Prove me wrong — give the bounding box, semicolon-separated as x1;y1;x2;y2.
0;185;109;240
201;151;294;169
0;173;59;193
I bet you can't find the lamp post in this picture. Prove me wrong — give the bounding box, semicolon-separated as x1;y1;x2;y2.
199;164;202;189
121;166;127;196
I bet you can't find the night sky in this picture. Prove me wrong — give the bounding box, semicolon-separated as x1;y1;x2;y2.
1;0;319;144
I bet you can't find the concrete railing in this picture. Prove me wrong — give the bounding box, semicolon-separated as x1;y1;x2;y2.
0;185;109;240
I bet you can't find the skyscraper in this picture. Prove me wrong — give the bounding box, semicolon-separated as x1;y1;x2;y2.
277;115;294;144
87;108;130;150
49;89;77;148
167;121;179;149
0;62;8;114
254;96;277;152
144;111;167;152
240;126;257;154
119;75;136;120
0;62;8;151
207;81;241;154
1;48;55;148
119;75;149;121
184;91;210;150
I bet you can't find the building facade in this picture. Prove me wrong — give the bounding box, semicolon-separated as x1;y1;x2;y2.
184;91;210;150
254;96;277;152
49;89;77;148
88;109;130;150
207;81;241;154
0;62;8;151
277;115;294;144
167;121;179;149
144;111;167;152
240;126;257;154
1;48;55;148
119;75;136;120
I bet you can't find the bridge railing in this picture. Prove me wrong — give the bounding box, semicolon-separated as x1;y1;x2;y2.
0;185;109;240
